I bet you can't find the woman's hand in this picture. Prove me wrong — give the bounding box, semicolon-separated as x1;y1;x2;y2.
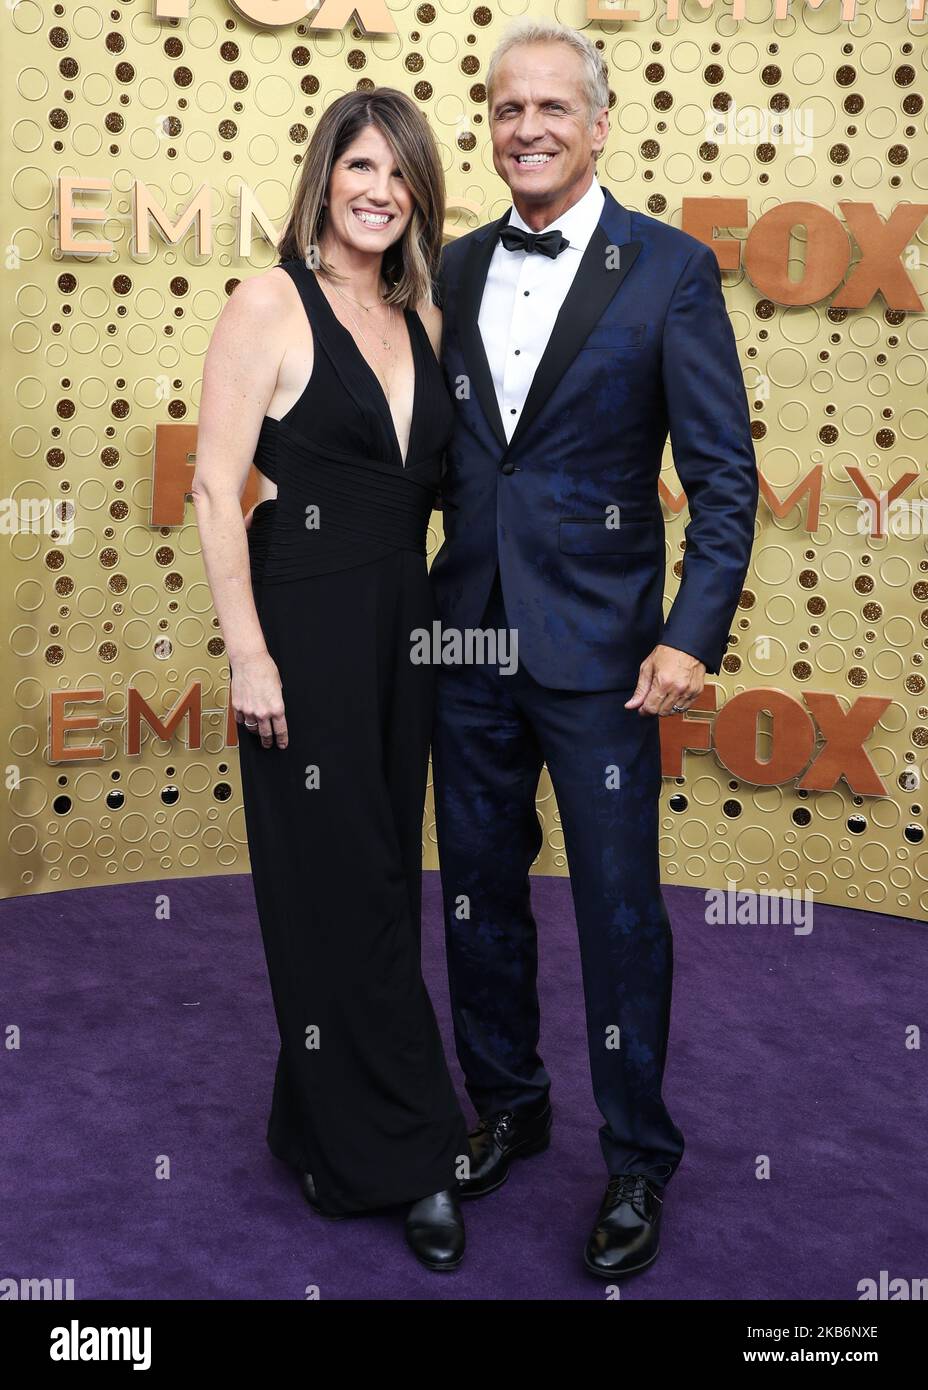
232;651;288;749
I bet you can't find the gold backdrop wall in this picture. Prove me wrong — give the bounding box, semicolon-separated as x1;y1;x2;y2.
2;1;927;920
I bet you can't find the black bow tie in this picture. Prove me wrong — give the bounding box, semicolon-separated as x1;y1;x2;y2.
497;224;570;259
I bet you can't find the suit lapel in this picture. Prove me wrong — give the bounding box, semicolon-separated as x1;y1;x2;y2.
454;187;642;456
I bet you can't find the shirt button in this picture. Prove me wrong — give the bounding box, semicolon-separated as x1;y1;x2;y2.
514;349;520;355
510;408;517;415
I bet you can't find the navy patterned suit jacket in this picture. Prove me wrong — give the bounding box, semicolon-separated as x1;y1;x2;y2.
432;184;759;690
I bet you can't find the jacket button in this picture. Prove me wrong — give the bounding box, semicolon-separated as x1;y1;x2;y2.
501;461;515;475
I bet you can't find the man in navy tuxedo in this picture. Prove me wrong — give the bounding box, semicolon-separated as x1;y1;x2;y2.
431;18;758;1278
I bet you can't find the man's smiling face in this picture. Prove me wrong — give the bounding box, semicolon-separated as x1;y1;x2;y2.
488;41;609;226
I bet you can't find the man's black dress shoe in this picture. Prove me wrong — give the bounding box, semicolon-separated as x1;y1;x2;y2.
405;1189;466;1271
584;1173;663;1278
456;1101;552;1198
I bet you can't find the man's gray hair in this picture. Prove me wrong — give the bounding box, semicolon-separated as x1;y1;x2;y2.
485;18;611;126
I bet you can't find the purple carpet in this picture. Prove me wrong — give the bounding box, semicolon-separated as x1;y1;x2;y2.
0;873;924;1300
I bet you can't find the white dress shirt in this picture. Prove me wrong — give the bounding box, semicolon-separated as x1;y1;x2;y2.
477;177;605;442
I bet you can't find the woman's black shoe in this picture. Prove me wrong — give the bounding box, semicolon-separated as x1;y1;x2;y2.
404;1188;466;1271
298;1170;347;1221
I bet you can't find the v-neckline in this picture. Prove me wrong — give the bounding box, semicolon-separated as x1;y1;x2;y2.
308;268;418;468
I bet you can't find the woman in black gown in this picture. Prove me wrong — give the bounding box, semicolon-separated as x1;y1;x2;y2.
193;90;470;1270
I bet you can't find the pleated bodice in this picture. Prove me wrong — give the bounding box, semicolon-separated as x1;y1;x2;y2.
248;256;453;586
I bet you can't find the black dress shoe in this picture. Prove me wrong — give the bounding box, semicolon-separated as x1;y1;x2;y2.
584;1174;663;1279
404;1189;465;1271
456;1101;552;1199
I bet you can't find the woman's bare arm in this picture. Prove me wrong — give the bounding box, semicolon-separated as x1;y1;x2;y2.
192;270;292;746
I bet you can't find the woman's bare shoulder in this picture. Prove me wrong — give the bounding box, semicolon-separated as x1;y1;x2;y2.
203;265;303;407
227;264;296;320
207;267;301;366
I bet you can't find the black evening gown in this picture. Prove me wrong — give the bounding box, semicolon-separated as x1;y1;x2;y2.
235;256;469;1216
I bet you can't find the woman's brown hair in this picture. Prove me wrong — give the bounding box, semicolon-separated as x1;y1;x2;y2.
276;88;445;312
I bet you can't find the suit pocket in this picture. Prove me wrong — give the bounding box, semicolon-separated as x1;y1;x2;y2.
559;516;663;555
579;322;647;352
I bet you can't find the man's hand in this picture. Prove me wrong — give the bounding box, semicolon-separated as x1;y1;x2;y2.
625;644;706;717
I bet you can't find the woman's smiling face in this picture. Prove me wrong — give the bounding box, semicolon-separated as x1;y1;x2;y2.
323;124;414;258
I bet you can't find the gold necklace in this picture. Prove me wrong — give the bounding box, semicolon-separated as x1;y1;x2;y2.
332;282;384;312
325;279;397;400
328;278;394;353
